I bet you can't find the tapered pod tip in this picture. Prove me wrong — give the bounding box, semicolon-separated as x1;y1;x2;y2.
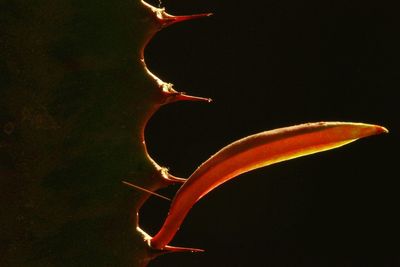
376;125;389;134
339;122;388;139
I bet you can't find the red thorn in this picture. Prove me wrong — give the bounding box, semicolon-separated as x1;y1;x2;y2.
140;227;203;254
159;245;204;253
160;83;212;104
166;174;187;184
174;92;212;103
160;12;213;27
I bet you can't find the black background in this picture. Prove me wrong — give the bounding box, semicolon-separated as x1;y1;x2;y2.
142;0;398;266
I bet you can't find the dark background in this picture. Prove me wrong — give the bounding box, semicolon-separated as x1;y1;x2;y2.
142;0;398;266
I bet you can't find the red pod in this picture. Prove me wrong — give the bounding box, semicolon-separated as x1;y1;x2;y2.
150;122;388;249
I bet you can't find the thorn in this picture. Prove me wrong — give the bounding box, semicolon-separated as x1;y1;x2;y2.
139;226;204;254
174;92;212;103
160;12;213;27
161;83;212;104
160;245;205;253
142;1;212;28
122;181;171;201
166;174;187;184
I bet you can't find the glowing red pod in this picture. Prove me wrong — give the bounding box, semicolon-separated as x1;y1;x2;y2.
150;122;388;250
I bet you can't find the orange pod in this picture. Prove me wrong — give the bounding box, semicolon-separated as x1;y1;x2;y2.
150;122;388;249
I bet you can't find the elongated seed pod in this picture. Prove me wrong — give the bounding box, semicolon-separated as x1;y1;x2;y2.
150;122;388;249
